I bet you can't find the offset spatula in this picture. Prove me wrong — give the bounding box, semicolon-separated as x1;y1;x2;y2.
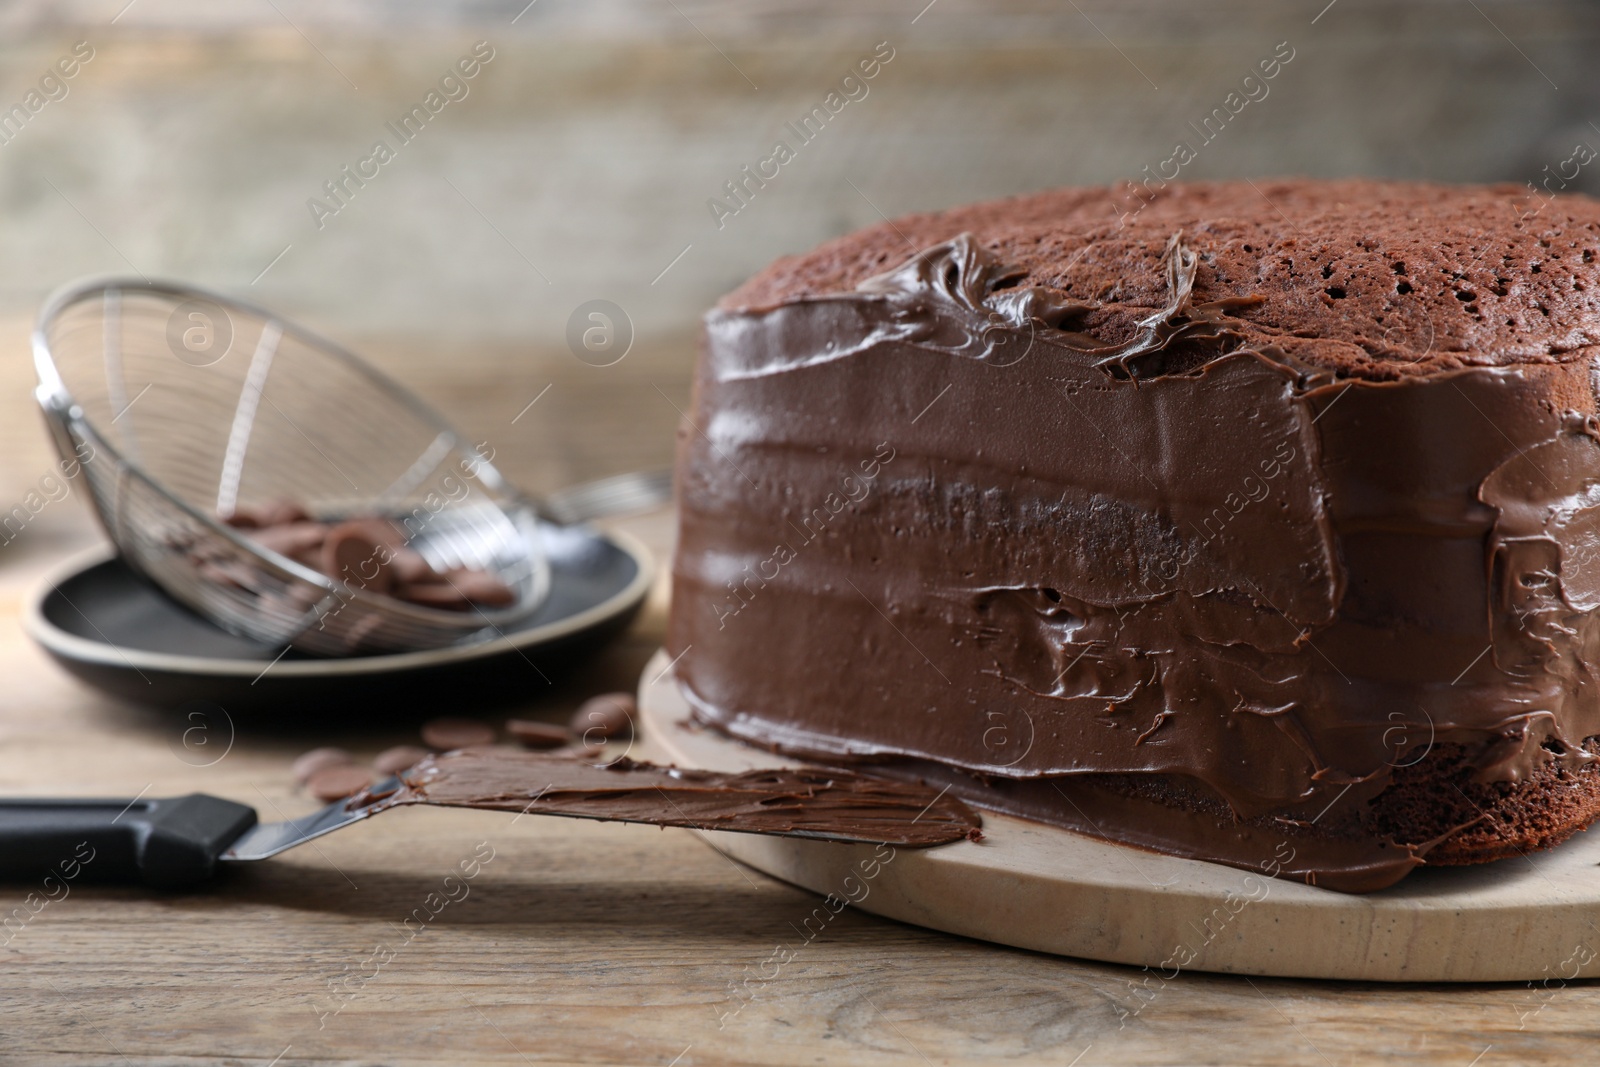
0;750;982;888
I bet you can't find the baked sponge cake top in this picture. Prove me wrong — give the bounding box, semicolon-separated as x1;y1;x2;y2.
672;179;1600;892
723;179;1600;380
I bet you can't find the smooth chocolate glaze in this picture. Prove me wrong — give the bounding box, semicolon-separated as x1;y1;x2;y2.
670;213;1600;893
378;748;981;847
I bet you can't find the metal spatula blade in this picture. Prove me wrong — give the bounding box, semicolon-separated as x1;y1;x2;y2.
219;778;401;862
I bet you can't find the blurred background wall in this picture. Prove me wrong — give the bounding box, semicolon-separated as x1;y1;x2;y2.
0;0;1597;547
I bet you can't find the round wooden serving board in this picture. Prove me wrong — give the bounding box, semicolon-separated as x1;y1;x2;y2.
636;649;1600;982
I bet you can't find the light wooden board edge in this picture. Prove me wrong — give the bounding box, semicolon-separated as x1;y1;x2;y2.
635;649;1600;983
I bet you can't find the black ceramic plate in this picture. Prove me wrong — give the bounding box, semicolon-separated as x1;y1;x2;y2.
24;524;652;717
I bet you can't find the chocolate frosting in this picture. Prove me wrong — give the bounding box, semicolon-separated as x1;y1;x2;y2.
669;180;1600;892
376;749;981;847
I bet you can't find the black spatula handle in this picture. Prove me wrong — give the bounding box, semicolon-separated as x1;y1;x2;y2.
0;794;257;888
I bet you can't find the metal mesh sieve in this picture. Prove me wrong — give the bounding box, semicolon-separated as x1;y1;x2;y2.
33;278;550;656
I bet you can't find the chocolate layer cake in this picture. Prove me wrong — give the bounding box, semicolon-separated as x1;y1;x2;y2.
668;179;1600;892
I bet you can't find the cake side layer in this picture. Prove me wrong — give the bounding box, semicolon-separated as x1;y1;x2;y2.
721;179;1600;381
670;227;1600;891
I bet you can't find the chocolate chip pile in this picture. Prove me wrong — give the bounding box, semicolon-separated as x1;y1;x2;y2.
222;500;515;612
291;693;639;802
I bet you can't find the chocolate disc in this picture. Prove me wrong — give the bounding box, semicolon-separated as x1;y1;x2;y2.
440;568;518;607
259;500;314;526
395;582;472;611
570;693;636;742
251;521;328;560
420;717;497;750
307;764;374;803
390;547;435;584
323;522;395;595
220;506;263;529
373;744;432;775
505;719;571;749
292;746;355;785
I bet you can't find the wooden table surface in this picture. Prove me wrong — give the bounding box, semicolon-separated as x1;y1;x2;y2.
1;316;1597;1067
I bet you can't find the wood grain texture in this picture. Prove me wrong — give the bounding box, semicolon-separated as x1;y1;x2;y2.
7;0;1600;1029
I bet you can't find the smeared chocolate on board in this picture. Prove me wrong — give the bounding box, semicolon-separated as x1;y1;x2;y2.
362;748;981;847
